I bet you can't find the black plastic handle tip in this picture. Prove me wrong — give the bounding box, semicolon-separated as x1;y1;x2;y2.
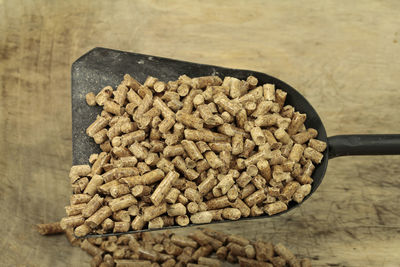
328;134;400;159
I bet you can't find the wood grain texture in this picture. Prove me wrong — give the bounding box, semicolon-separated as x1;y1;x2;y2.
1;0;399;266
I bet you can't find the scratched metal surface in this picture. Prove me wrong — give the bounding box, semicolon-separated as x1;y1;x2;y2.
1;0;400;266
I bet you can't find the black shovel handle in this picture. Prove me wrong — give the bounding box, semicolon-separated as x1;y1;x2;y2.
328;134;400;159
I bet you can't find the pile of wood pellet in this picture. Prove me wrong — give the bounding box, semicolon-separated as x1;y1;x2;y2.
37;223;312;267
62;74;327;236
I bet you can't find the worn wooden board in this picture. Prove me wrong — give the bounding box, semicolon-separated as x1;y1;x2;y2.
1;0;399;266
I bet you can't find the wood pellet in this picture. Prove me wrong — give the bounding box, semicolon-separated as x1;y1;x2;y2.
38;224;312;266
63;74;327;236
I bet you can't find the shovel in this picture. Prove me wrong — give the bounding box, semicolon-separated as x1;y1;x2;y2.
71;47;400;237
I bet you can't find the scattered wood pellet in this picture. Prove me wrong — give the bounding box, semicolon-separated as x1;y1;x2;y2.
37;223;315;266
36;222;64;235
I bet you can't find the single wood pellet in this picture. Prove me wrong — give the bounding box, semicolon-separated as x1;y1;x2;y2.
63;74;327;236
36;222;64;235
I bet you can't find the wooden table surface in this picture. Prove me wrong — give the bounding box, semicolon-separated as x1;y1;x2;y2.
1;0;399;266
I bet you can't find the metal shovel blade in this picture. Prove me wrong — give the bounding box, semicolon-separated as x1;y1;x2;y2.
71;47;328;237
